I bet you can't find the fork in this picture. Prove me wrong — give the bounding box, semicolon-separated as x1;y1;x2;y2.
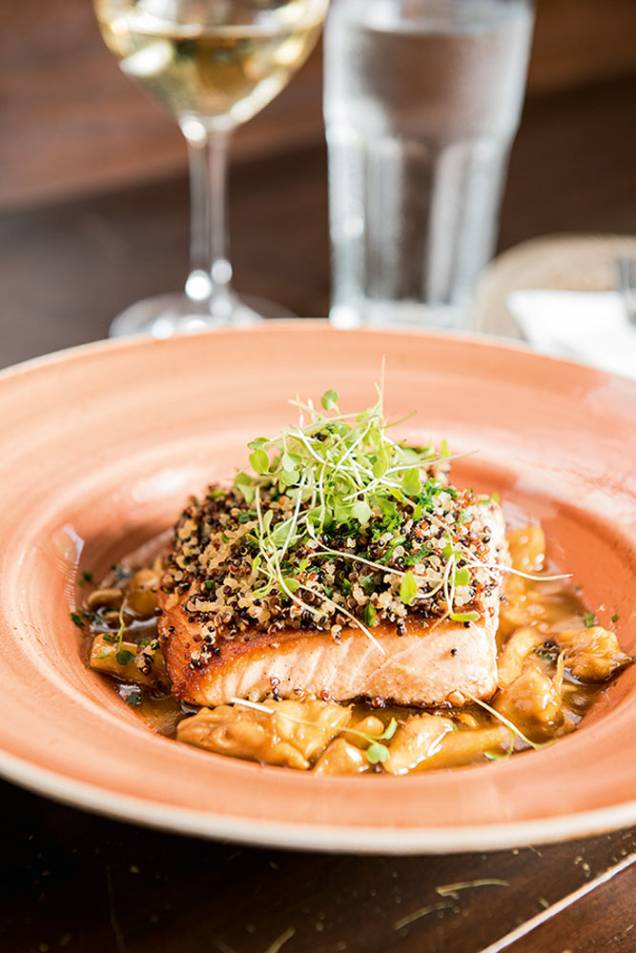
616;255;636;326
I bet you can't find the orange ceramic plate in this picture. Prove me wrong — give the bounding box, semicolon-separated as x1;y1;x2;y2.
0;322;635;854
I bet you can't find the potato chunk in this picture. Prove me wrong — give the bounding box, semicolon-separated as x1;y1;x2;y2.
383;714;454;776
556;626;631;682
177;700;351;769
314;738;369;775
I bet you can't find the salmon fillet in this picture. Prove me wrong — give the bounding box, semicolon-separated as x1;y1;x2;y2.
160;504;507;708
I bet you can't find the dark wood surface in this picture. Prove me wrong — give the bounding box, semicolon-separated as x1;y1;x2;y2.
4;0;636;210
2;74;636;953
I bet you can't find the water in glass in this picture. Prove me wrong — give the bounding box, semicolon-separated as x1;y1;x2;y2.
324;0;534;330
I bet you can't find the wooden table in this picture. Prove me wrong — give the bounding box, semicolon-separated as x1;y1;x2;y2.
1;76;636;953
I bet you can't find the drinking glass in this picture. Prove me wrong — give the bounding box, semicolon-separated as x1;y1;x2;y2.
95;0;328;337
324;0;535;331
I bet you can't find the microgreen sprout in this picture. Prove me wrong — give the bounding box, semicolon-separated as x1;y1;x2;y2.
233;382;458;650
167;381;574;659
114;600;128;647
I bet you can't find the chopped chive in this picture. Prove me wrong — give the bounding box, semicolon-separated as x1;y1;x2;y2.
363;603;377;627
119;685;142;708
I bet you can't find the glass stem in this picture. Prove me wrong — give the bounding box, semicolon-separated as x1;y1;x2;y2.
183;122;234;315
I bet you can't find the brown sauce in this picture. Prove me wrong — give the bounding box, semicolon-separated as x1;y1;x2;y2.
77;523;630;775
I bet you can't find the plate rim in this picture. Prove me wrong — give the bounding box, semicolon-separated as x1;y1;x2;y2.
3;742;636;853
1;322;635;853
2;318;634;387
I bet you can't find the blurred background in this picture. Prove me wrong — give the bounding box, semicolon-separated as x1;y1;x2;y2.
2;0;636;362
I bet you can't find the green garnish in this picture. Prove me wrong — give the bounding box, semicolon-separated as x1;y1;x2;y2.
70;611;84;629
450;611;480;623
611;613;620;624
363;603;377;627
229;379;461;650
453;567;471;587
119;685;142;707
249;448;269;475
321;388;340;411
351;499;372;525
116;649;135;666
583;612;597;628
402;468;421;497
360;574;376;596
399;570;419;606
350;715;398;764
366;742;389;764
157;378;537;653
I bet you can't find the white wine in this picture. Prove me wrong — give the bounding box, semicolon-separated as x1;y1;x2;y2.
96;0;327;127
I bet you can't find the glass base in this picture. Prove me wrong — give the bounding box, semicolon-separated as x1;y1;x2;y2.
329;299;471;333
109;292;295;339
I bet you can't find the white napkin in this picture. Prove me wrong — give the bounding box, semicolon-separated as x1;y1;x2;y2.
507;289;636;380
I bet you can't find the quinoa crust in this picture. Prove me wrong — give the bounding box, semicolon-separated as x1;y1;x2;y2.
159;479;501;673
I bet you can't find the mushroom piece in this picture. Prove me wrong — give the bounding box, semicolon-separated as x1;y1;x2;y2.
89;634;165;685
86;587;123;611
126;568;160;617
555;626;632;682
419;725;512;770
497;627;547;688
383;714;454;776
495;662;562;738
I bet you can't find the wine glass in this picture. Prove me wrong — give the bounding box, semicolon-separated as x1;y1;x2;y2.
94;0;328;337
